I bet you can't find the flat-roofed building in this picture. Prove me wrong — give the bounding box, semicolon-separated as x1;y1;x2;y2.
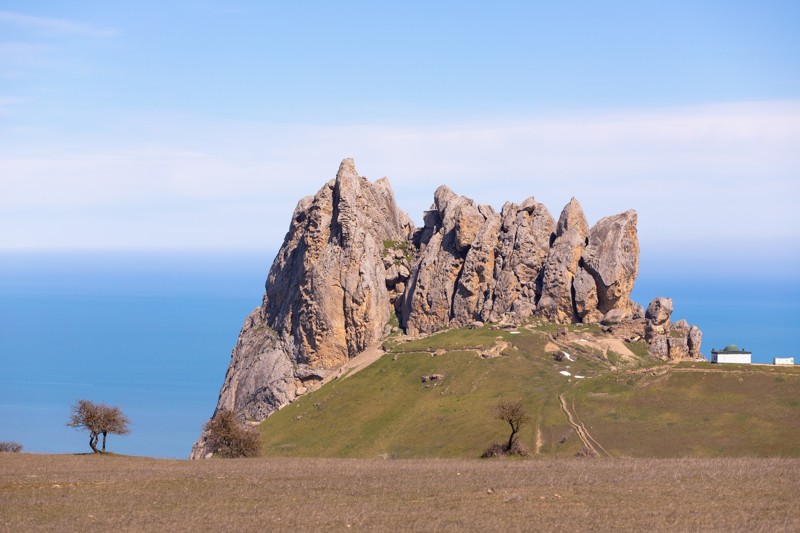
711;344;751;364
774;357;795;365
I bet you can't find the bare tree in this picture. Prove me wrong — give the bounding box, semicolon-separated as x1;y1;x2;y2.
493;399;531;452
67;400;130;453
203;409;261;458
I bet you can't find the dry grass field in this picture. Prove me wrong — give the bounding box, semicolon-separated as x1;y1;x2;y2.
2;454;798;532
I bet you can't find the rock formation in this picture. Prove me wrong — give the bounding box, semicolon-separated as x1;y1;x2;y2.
192;158;703;458
487;198;556;322
191;159;414;458
537;198;589;323
581;210;640;322
400;188;639;333
644;297;703;360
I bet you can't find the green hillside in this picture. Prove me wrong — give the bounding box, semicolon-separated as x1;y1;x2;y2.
257;324;800;458
568;362;800;457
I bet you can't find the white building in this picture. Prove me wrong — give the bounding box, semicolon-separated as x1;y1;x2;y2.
774;357;795;365
711;344;751;364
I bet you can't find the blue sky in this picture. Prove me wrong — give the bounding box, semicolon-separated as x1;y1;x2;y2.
1;1;799;276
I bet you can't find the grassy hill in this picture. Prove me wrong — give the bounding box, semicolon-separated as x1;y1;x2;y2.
568;361;800;456
256;323;800;458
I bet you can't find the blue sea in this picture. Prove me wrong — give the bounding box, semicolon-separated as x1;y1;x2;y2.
1;251;797;458
0;251;271;459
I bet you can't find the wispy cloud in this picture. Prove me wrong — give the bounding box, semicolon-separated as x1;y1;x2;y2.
0;101;798;256
0;41;50;65
0;10;116;37
0;96;26;115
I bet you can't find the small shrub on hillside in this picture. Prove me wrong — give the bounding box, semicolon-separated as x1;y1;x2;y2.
575;446;599;458
482;399;532;458
204;410;261;458
481;440;529;458
0;441;23;453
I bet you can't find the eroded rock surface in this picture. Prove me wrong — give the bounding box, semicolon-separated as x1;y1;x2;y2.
580;210;639;321
194;158;703;458
192;159;414;458
263;159;414;368
644;297;703;360
538;198;589;323
401;189;641;332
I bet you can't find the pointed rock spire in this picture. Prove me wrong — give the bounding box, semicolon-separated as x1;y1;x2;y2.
538;198;590;323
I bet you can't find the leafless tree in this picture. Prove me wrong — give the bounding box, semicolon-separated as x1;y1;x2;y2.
67;400;130;453
493;399;531;452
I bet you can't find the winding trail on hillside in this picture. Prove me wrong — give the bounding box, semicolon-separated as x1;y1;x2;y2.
570;397;612;457
558;392;612;458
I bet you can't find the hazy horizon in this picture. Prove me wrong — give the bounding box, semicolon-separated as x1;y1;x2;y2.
1;2;798;272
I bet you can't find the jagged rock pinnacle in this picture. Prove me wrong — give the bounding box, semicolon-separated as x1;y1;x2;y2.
191;159;702;458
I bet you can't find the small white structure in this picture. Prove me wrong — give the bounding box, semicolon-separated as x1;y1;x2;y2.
711;344;751;364
774;357;795;365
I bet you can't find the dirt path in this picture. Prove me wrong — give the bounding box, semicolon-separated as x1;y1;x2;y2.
626;365;800;379
534;408;543;455
569;397;612;457
558;392;611;457
320;342;385;386
563;335;638;363
670;367;800;377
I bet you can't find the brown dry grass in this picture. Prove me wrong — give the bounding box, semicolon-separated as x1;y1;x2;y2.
2;454;798;532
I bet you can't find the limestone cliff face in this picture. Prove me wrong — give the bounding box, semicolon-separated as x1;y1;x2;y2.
487;198;556;323
401;188;638;333
191;159;414;458
537;198;589;324
212;310;294;422
262;159;414;369
580;210;639;319
193;158;702;458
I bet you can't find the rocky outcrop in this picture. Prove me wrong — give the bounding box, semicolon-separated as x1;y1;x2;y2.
263;159;415;369
538;198;589;323
487;198;556;322
401;188;565;334
401;189;639;332
644;297;703;360
580;210;639;322
194;158;703;457
213;311;295;421
688;325;703;358
191;159;414;458
401;186;485;335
